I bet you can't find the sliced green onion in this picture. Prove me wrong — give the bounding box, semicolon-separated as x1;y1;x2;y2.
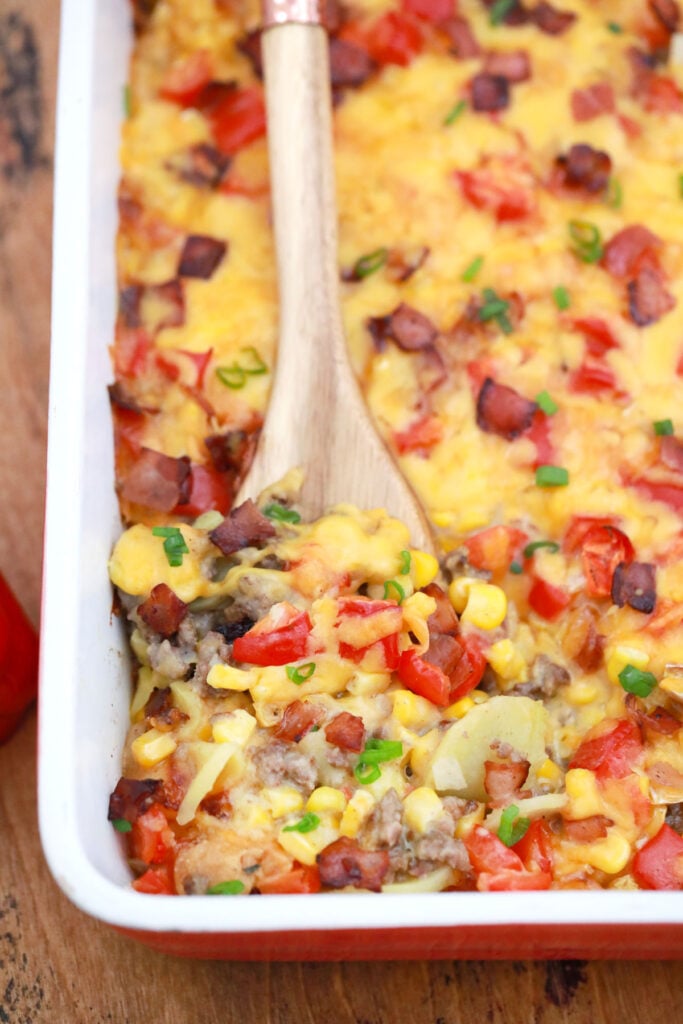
282;812;320;834
552;286;570;311
568;220;604;264
535;465;569;487
193;510;224;531
523;540;560;558
239;346;268;376
206;880;246;895
383;579;405;604
461;255;484;283
352;247;389;280
444;99;467;126
536;390;558;415
606;178;622;210
497;804;531;847
112;818;132;833
490;0;515;25
606;21;622;33
618;664;658;698
358;739;403;765
654;419;674;436
123;85;132;119
152;526;189;567
478;288;513;335
678;173;683;199
263;502;301;524
354;762;382;785
399;550;412;575
216;365;247;389
509;561;524;575
286;662;316;685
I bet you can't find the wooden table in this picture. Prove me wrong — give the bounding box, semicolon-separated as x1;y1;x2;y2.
0;1;681;1020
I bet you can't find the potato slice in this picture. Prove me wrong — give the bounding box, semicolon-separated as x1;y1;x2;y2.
427;696;551;800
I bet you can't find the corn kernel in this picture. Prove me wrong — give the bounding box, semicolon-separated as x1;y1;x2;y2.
403;787;443;834
565;768;603;819
410;549;439;589
432;512;455;528
565;680;598;706
239;804;271;830
409;729;440;777
455;805;485;839
448;577;478;614
570;832;631;874
206;664;257;692
443;696;475;720
460;583;508;630
392;689;439;730
277;826;338;866
307;786;347;815
471;689;489;704
486;639;527;681
606;645;649;687
131;728;177;768
263;786;305;819
536;758;563;786
212;709;257;746
339;790;376;838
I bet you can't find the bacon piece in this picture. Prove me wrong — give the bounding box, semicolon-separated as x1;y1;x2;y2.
564;816;610;843
178;235;228;280
138;584;188;638
209;498;276;555
625;694;681;737
144;686;189;731
316;836;390;892
422;633;462;677
551;143;611;196
483;50;531;83
649;0;680;32
108;381;147;415
324;712;365;752
166;143;231;189
120;447;191;512
442;15;481;57
129;0;159;34
238;30;264;77
661;436;683;473
576;620;605;673
108;777;164;824
627;267;675;326
570;82;615;122
366;303;438;351
119;280;185;332
483;760;530;805
602;224;662;279
274;700;325;743
385;245;430;283
531;1;576;34
470;73;509;112
205;428;260;474
423;582;460;637
476;378;537;440
611;561;657;614
330;38;376;87
199;790;233;818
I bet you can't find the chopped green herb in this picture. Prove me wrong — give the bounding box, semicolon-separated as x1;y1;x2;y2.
444;99;467;126
509;560;524;575
112;818;132;833
383;579;405;604
282;812;320;834
679;173;683;199
263;502;301;524
123;84;132;119
490;0;515;25
654;419;674;436
399;549;412;575
568;220;604;264
497;804;531;847
461;255;484;282
606;178;622;210
606;21;622;33
239;346;268;376
216;365;247;389
206;880;246;895
286;662;316;685
352;247;389;279
552;286;570;311
478;288;513;334
354;762;382;785
535;465;569;487
354;739;403;783
536;390;559;415
523;540;560;558
618;664;658;698
152;526;189;567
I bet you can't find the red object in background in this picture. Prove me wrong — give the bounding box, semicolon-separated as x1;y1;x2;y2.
0;572;39;743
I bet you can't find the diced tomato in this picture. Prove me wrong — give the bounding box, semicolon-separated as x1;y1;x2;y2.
160;50;213;106
466;357;498;393
365;11;423;67
478;869;552;891
208;86;266;156
570;82;615;121
130;804;175;866
569;718;643;780
394;414;443;456
464;825;524;874
526;409;555;469
336;598;402;670
528;577;570;621
564;515;619;554
401;0;453;22
173;463;234;517
449;635;486;701
464;526;528;576
457;162;535;223
642;74;683;113
176;348;213;388
569;317;620;358
628;476;683;513
569;362;620;396
132;864;176;895
257;862;322;894
233;603;313;666
578;524;635;598
633;824;683;891
513;819;553;874
397;650;451;706
339;632;400;671
113;327;153;379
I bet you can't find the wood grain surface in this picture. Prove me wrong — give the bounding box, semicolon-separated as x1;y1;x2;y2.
0;2;681;1021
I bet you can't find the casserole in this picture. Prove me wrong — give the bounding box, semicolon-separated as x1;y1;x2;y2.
40;0;683;957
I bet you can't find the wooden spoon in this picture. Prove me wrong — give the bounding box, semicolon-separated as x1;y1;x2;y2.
235;4;435;555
